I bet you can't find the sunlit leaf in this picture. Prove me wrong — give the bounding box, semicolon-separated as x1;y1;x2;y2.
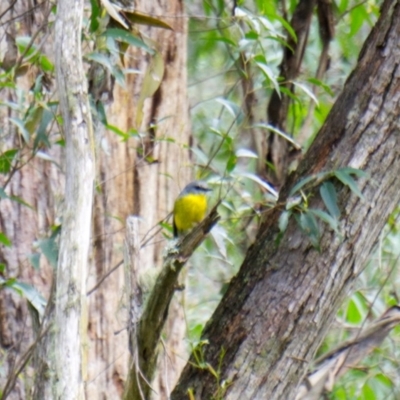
124;11;173;31
255;61;280;95
307;77;334;97
279;210;291;233
253;123;301;150
101;0;129;29
0;232;12;247
237;172;278;198
293;81;319;106
235;148;258;158
0;149;18;173
271;14;297;42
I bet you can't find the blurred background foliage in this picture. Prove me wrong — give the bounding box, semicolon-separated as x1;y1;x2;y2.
182;1;400;399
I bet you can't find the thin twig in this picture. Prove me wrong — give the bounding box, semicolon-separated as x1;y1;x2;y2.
86;260;124;296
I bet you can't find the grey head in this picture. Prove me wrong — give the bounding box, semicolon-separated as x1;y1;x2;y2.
179;181;212;197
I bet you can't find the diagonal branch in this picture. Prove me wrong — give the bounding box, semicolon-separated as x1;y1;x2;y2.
123;204;220;400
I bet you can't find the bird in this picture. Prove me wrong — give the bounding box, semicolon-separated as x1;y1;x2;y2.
173;181;212;237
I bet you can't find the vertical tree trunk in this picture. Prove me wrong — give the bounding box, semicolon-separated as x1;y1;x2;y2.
50;0;95;398
172;1;400;398
0;2;59;399
1;0;190;397
86;1;191;398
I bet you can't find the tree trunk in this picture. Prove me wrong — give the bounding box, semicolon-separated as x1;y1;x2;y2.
0;2;59;399
50;0;95;397
0;0;191;398
172;1;400;398
84;1;192;399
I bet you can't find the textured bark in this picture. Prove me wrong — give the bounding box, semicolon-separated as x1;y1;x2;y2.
0;0;191;399
124;206;220;400
0;2;59;399
27;0;96;398
50;0;95;398
172;1;400;399
86;1;191;399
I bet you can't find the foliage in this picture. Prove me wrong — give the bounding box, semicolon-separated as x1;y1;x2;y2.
1;0;397;398
184;1;399;399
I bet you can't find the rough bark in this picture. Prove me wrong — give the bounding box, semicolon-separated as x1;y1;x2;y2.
172;1;400;399
41;0;95;398
0;2;59;399
86;1;191;399
1;0;191;398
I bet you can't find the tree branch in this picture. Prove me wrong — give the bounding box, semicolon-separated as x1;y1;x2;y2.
124;204;220;400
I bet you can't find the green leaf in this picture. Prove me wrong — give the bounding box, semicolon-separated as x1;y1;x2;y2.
255;61;280;95
299;211;320;248
106;123;130;140
253;123;301;150
309;209;340;235
38;237;59;268
337;167;367;178
124;11;173;31
0;263;5;273
360;382;376;400
103;28;153;54
9;117;30;142
136;49;164;126
9;195;34;209
0;149;18;173
28;253;41;270
34;107;54;148
320;181;340;219
271;14;297;42
307;77;334;96
289;175;317;196
0;187;8;199
346;292;366;324
0;232;12;247
279;210;291;233
226;154;237;173
235;149;258;159
89;0;101;32
39;55;54;73
25;105;44;135
237;172;278;198
16;36;39;62
335;170;365;200
293;81;319;106
9;281;47;317
215;98;243;125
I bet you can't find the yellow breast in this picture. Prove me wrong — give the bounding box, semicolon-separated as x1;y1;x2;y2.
173;193;208;234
